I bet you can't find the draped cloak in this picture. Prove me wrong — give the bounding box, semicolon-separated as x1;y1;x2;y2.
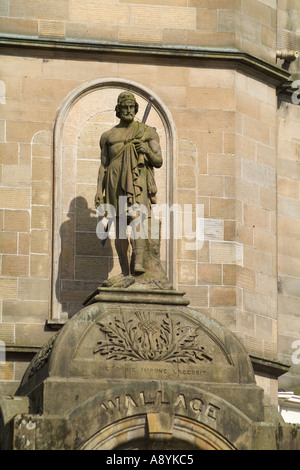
103;121;158;216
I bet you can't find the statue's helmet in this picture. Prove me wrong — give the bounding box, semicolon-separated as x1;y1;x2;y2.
115;91;139;118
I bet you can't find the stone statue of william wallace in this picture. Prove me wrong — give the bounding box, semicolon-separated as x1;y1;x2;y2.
95;91;169;289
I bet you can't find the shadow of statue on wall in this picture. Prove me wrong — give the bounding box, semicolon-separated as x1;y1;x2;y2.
56;196;113;318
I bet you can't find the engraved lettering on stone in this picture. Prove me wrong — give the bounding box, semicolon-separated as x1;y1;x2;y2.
93;311;213;363
139;391;155;406
206;403;221;420
173;394;187;409
190;398;204;414
100;397;120;412
99;391;221;423
125;394;138;409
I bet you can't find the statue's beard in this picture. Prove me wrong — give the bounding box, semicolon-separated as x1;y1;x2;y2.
121;113;134;121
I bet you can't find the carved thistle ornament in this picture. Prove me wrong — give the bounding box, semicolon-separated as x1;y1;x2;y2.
93;311;213;364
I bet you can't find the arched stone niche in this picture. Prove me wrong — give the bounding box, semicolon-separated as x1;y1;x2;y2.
51;79;177;322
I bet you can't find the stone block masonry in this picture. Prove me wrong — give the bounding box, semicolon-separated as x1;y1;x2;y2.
0;1;277;61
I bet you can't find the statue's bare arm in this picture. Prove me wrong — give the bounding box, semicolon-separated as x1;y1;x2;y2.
134;128;162;168
95;132;109;208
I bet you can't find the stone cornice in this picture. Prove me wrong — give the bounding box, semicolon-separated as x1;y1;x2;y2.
0;36;291;87
250;355;290;378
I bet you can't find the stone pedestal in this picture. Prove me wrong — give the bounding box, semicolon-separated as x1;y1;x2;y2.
0;288;298;450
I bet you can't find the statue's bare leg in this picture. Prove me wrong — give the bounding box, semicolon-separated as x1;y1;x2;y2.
115;218;130;276
131;237;145;275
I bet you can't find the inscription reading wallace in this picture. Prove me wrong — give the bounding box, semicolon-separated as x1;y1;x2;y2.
94;311;213;364
100;390;221;422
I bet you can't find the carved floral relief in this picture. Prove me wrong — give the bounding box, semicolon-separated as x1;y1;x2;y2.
93;311;213;364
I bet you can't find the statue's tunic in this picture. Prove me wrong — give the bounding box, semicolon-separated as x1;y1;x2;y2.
103;121;158;216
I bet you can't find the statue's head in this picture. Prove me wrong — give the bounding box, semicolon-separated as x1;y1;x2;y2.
115;91;139;119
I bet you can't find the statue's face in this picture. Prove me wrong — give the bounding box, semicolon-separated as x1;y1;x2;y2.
119;99;136;122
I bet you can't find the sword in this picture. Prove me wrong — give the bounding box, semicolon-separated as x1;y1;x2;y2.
142;96;154;123
100;214;112;248
100;96;154;248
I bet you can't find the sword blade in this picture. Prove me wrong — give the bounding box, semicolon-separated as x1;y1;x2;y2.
142;96;153;123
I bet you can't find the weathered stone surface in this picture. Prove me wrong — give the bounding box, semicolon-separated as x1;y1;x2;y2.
5;289;258;448
0;286;297;449
94;91;169;289
0;396;30;449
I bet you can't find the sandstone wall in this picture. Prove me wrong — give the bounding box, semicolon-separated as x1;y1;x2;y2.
1;0;277;62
